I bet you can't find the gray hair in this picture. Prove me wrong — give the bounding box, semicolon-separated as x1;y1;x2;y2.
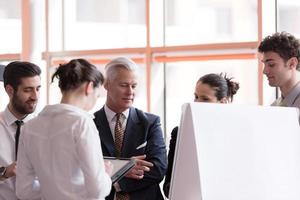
105;57;138;81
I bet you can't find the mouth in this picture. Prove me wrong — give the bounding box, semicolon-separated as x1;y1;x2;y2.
27;101;37;107
122;98;133;102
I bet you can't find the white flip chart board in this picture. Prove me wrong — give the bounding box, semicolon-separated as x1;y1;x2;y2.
170;103;300;200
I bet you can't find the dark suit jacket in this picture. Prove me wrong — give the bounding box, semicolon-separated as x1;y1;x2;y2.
94;107;167;200
163;126;178;198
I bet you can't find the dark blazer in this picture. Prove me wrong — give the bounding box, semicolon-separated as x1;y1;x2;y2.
94;107;167;200
163;126;178;198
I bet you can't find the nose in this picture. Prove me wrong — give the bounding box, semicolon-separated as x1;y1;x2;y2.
30;89;39;100
263;65;268;75
127;86;134;95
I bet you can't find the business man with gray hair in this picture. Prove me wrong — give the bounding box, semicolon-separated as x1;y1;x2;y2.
94;57;167;200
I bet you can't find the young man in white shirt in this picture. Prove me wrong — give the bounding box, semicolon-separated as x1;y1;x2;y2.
0;61;41;200
258;32;300;123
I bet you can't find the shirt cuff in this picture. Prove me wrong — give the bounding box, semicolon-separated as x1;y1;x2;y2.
113;182;121;192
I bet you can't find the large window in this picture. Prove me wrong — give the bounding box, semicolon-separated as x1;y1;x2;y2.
44;0;266;137
0;0;291;140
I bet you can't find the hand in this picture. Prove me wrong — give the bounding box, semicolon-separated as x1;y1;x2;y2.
5;162;16;178
125;155;153;180
104;160;114;176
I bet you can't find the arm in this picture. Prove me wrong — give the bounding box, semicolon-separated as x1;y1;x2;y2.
16;129;41;200
163;126;178;198
118;116;167;192
75;119;112;199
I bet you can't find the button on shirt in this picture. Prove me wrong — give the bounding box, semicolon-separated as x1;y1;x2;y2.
0;106;33;200
16;104;112;200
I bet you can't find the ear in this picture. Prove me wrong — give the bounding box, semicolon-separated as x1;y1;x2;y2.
287;57;298;69
220;97;229;104
5;85;15;99
85;81;94;96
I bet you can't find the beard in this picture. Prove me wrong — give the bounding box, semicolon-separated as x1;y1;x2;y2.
11;93;37;115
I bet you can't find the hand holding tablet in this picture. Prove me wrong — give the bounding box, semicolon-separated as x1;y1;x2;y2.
104;157;136;183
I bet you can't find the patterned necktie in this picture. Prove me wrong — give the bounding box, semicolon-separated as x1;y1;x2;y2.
116;191;130;200
114;113;130;200
114;113;125;157
15;120;24;159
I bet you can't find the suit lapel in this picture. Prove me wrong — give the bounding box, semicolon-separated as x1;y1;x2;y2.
97;107;116;156
122;107;140;157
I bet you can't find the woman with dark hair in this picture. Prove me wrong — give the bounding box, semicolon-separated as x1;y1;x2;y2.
16;59;112;200
163;73;239;198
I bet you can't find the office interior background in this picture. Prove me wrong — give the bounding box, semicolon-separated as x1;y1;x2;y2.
0;0;299;141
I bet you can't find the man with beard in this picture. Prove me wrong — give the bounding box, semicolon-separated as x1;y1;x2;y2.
0;61;41;200
258;32;300;123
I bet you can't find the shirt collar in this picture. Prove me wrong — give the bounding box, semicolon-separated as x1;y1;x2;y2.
282;81;300;106
104;104;129;122
3;106;35;127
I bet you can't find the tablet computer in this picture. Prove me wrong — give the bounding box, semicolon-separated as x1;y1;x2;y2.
104;157;136;183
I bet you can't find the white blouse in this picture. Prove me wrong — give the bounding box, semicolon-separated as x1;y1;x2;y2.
16;104;111;200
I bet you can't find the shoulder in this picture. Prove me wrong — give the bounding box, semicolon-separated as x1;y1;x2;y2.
0;108;11;126
94;107;104;116
295;90;300;108
171;126;179;137
93;107;105;120
0;111;4;124
132;107;160;122
0;111;6;132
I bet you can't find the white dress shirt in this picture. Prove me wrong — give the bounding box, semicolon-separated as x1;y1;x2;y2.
104;105;129;141
16;104;112;200
0;106;33;200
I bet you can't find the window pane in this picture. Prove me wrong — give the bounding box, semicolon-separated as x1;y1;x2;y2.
149;0;164;47
165;0;257;45
0;0;21;53
165;59;258;138
48;0;63;51
0;81;9;111
150;62;166;134
61;0;146;50
0;62;9;111
278;0;300;36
